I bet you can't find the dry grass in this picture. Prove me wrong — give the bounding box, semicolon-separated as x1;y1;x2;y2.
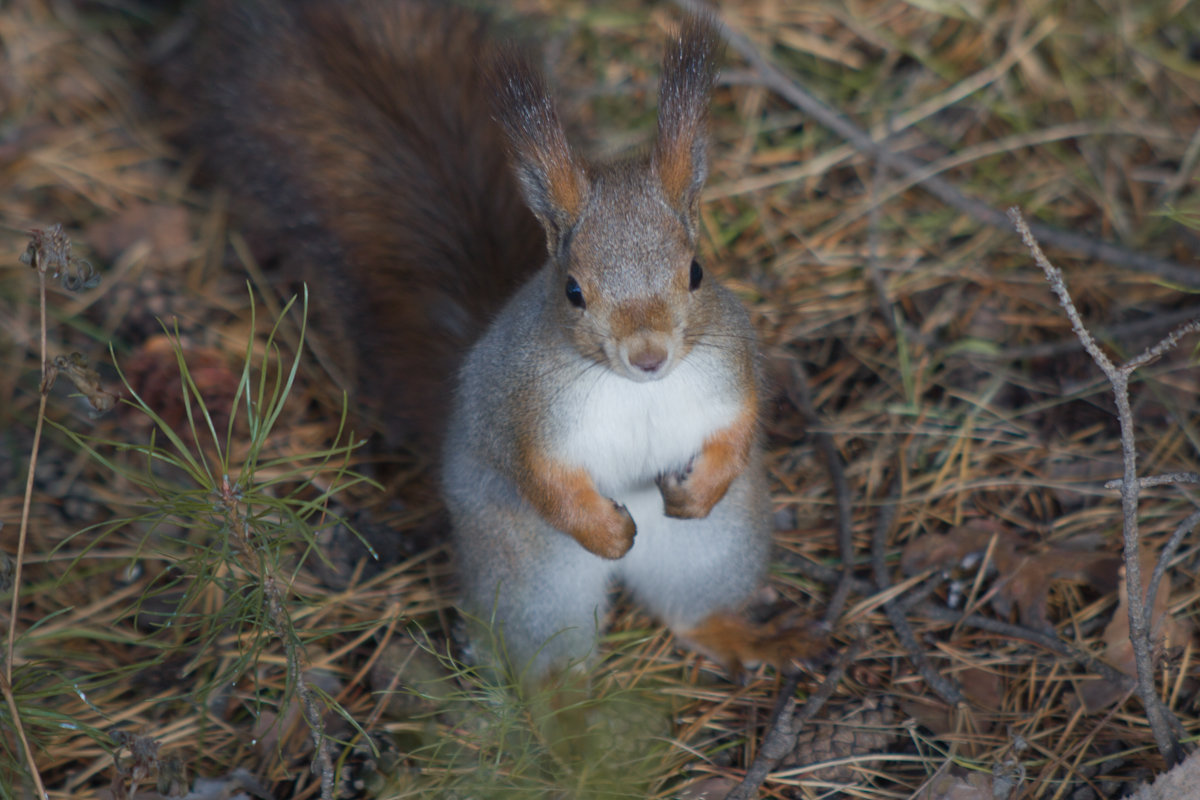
2;0;1199;798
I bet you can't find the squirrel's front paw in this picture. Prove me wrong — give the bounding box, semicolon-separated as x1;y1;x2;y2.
580;501;637;560
657;459;719;519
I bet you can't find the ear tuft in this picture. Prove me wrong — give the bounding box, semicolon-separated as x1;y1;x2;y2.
489;48;589;258
653;12;721;238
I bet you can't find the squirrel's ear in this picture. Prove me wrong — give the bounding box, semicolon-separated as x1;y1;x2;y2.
653;13;720;240
491;49;589;259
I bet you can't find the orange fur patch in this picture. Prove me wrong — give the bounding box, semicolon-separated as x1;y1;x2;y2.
679;610;828;677
519;447;636;560
661;402;756;518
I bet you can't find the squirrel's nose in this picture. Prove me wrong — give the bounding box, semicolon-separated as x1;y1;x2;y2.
630;346;667;374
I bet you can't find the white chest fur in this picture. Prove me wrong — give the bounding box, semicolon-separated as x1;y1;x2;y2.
553;350;740;498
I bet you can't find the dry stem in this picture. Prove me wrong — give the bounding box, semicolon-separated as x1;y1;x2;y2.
6;232;54;800
780;360;855;627
674;0;1200;288
725;642;860;800
8;263;46;685
870;502;964;706
1104;473;1200;490
1009;207;1188;767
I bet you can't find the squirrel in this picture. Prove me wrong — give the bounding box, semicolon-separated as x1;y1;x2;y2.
170;0;824;684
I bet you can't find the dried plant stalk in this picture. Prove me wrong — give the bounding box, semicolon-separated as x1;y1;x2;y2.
1009;207;1190;767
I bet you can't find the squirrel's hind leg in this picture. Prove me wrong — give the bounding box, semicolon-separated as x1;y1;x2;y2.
619;463;829;679
453;506;614;687
674;610;830;679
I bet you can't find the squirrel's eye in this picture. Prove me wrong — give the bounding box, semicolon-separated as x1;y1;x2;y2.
689;259;703;291
565;276;586;309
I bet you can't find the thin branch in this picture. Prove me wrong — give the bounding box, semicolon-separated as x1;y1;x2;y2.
724;673;800;800
1124;319;1200;372
674;0;1200;287
8;231;56;800
1142;508;1200;634
916;605;1135;690
783;554;874;596
780;361;856;628
1008;209;1117;376
784;538;1137;691
977;306;1200;362
725;642;860;800
10;225;100;686
1104;473;1200;491
1009;208;1184;767
870;503;964;705
9;269;47;689
0;670;47;800
896;573;953;614
263;572;335;799
866;122;901;336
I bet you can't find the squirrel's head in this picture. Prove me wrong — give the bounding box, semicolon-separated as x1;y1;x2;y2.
491;13;721;383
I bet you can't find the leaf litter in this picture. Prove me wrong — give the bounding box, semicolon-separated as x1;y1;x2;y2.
2;0;1199;798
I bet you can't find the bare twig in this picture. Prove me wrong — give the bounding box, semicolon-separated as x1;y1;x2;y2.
1125;319;1200;371
870;504;964;705
1142;508;1200;635
724;642;860;800
784;554;874;596
6;227;72;800
867;123;899;335
10;226;104;682
917;605;1134;690
786;544;1136;692
673;0;1200;287
724;672;800;800
1009;207;1186;767
9;325;45;683
9;234;50;684
264;573;335;798
1104;473;1200;491
0;670;47;800
780;361;856;627
784;529;1150;693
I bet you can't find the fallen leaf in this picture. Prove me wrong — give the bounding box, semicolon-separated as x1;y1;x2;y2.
898;667;1003;751
1079;546;1196;711
917;771;997;800
902;523;1120;630
86;204;192;270
54;352;118;414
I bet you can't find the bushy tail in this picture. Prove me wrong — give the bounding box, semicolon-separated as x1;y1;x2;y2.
165;0;545;447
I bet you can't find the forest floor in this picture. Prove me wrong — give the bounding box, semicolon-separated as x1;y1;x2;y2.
2;0;1199;798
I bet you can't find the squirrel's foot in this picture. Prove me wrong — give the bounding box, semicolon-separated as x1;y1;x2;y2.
657;457;726;519
676;610;831;680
